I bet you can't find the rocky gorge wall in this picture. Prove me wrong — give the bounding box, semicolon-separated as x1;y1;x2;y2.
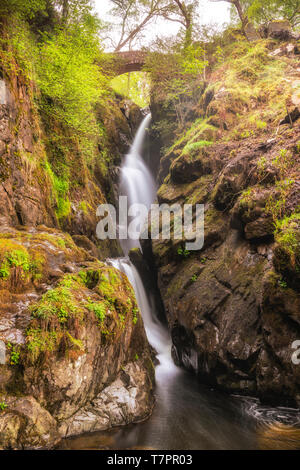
143;34;300;407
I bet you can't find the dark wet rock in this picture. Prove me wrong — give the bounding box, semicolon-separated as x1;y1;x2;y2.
267;20;293;40
0;396;60;450
150;115;300;406
72;235;99;258
118;98;144;134
170;150;212;184
129;247;144;271
244;217;274;241
0;77;55;228
280;107;300;125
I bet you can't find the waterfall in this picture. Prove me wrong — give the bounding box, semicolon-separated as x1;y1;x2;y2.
119;114;157;255
110;113;178;375
109;257;174;372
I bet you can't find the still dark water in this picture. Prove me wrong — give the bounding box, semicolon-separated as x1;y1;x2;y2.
59;363;300;450
59;374;255;450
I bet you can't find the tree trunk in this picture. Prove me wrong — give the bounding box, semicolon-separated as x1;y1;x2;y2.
174;0;193;48
114;12;153;52
62;0;69;22
233;0;248;27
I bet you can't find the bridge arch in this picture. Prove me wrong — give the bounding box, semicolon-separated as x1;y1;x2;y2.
113;51;147;76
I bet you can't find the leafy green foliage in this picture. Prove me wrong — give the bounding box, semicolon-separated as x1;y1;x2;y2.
26;328;58;361
275;213;300;259
265;179;295;221
87;300;106;323
111;72;150;108
182;140;213;157
40;159;71;219
212;40;290;141
132;307;139;325
26;274;85;360
37;19;107;137
30;282;82;324
278;278;288;289
168;118;216;156
272;149;295;178
231;0;300;29
177;247;190;257
0;401;8;411
0;0;46;19
1;2;114;223
0;239;40;282
0;17;37;82
7;343;21;366
145;41;208;127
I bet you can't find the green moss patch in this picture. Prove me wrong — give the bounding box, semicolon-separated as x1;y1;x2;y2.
274;213;300;281
0;238;44;287
25;265;141;362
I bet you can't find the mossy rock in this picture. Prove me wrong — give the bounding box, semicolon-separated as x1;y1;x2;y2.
25;264;141;363
203;205;229;249
0;238;45;292
170;147;212;184
230;186;275;241
273;213;300;289
157;176;211;205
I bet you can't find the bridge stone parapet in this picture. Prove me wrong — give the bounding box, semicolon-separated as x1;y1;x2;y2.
112;50;147;75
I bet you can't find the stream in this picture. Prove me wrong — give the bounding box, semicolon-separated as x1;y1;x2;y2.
61;115;300;450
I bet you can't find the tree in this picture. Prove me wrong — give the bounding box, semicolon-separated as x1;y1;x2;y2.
145;36;208;127
110;0;171;52
108;0;199;52
245;0;300;28
53;0;96;24
159;0;198;48
219;0;300;29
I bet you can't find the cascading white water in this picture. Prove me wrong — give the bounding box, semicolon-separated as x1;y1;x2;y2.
109;258;177;376
108;114;188;449
111;113;179;376
119;114;157;255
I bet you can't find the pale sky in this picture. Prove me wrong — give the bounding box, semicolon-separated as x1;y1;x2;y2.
94;0;231;50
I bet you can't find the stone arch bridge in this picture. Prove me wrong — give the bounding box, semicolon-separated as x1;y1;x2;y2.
110;50;148;76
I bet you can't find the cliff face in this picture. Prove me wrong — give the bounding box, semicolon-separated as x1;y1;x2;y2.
0;65;145;258
0;74;55;228
145;37;300;407
0;59;154;448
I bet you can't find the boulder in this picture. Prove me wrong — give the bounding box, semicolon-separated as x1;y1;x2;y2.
267;20;292;40
244;22;261;42
59;362;154;437
244;217;274;240
0;396;60;450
